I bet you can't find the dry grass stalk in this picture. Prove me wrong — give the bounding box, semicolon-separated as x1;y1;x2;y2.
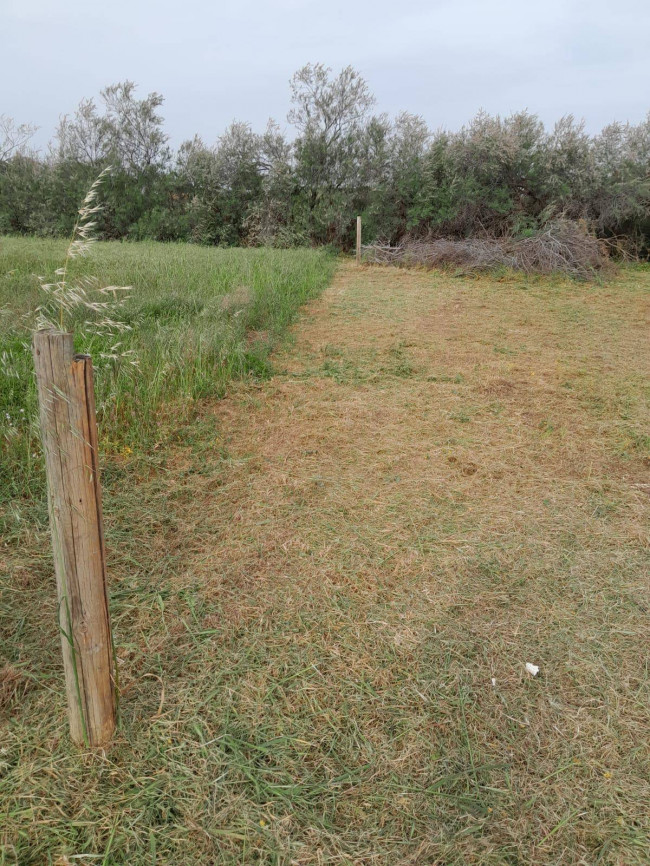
219;284;254;316
36;166;135;362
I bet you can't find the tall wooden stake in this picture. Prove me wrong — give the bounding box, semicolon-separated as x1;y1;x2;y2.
33;330;116;746
356;215;362;264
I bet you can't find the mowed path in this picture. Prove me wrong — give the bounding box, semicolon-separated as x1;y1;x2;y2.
195;261;648;598
3;262;649;865
158;262;649;863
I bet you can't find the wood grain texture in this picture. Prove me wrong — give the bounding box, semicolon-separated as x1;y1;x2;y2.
33;330;115;746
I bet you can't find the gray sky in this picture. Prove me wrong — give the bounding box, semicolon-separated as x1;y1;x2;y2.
3;0;649;151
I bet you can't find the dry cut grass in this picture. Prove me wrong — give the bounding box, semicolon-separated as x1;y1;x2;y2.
1;261;649;864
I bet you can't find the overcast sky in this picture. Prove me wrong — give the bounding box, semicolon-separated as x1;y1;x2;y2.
3;0;649;151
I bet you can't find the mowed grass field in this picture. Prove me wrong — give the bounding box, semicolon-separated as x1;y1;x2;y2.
1;241;650;864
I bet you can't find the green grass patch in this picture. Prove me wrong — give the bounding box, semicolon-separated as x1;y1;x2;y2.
0;237;335;505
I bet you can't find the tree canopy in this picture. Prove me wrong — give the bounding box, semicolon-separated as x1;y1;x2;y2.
1;65;649;253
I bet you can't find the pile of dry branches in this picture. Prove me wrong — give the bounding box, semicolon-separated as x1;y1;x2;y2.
362;220;610;279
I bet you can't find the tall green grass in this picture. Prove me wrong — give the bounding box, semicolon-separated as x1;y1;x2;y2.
0;237;336;504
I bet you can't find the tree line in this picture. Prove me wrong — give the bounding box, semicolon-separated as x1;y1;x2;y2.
1;65;649;252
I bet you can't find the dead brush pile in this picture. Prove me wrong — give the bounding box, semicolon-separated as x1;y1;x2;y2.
363;220;611;279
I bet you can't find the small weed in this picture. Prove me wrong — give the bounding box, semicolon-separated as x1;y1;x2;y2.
319;359;363;383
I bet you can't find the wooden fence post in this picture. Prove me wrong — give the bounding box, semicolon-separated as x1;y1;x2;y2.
356;215;362;264
33;330;116;747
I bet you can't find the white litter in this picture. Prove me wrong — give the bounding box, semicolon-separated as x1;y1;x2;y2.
491;678;496;687
525;663;540;676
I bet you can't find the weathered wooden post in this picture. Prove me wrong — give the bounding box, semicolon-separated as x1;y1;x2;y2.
356;215;362;265
33;330;116;746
